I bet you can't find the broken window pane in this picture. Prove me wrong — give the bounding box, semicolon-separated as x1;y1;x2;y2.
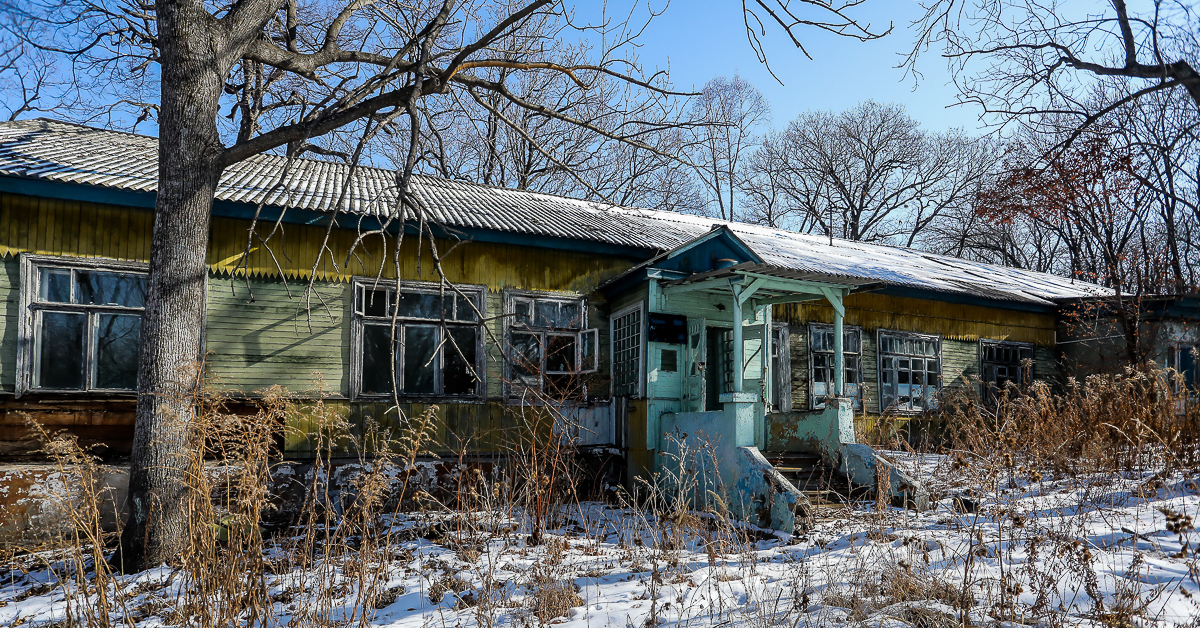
512;299;532;327
94;313;140;389
546;334;576;373
396;291;440;319
360;324;395;395
402;325;437;394
558;301;582;329
444;327;478;395
75;271;146;307
535;300;558;328
511;332;541;377
38;311;85;389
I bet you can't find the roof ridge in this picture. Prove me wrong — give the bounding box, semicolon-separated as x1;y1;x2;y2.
5;119;658;216
0;118;1112;302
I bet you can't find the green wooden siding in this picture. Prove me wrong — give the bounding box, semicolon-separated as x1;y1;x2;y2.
0;258;16;392
204;276;351;395
786;321;1047;416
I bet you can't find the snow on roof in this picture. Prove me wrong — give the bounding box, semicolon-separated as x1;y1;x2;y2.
0;118;1106;305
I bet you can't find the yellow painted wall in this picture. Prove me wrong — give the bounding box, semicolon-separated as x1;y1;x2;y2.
0;192;638;291
774;292;1056;347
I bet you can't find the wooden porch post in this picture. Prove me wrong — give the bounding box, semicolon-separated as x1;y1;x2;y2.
834;304;844;397
730;282;743;393
820;287;846;398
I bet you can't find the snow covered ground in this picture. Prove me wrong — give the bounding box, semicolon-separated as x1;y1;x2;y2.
2;453;1198;627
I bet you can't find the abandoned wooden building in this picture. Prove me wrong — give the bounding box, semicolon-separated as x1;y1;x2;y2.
0;119;1110;529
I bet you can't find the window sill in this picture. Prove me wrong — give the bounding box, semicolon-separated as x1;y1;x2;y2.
18;389;138;398
351;395;487;405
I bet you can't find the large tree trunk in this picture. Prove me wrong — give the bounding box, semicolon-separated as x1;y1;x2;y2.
119;0;225;573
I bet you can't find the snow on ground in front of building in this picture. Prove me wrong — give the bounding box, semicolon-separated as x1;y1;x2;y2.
2;454;1199;627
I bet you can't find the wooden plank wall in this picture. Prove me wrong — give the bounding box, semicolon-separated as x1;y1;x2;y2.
0;192;636;290
0;191;640;457
775;293;1056;346
204;277;350;395
0;258;15;392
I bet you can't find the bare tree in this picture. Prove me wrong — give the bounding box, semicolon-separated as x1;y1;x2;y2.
1111;80;1200;292
5;0;890;572
907;0;1199;151
742;0;892;79
977;129;1164;363
748;100;997;245
907;0;1200;293
689;73;770;221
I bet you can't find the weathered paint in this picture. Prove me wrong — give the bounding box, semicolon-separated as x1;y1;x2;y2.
205;277;351;395
659;404;807;532
0;191;640;457
840;443;929;509
0;192;640;288
774;293;1056;346
765;397;854;462
0;257;15;393
783;326;1048;416
0;464;129;548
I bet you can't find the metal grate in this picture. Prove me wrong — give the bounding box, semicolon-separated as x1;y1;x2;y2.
612;307;642;397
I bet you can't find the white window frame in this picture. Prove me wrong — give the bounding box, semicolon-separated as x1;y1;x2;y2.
610;303;644;398
877;329;942;414
1166;343;1198;393
16;254;149;396
349;278;487;401
808;323;863;410
503;290;598;400
979;339;1035;402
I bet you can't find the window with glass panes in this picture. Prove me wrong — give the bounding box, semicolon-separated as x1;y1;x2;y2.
611;304;642;397
980;340;1034;402
507;292;597;397
353;281;484;398
878;331;941;413
1167;344;1198;392
808;324;862;409
22;259;146;392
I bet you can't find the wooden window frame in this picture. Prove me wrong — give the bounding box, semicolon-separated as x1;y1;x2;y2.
610;302;644;398
349;278;487;402
1166;343;1199;393
979;339;1035;402
877;329;942;414
808;323;863;411
770;322;791;413
16;254;150;397
503;289;597;401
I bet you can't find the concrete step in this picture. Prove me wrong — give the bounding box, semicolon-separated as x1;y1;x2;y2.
766;451;859;510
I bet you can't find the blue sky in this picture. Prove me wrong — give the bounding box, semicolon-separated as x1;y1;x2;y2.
626;1;985;133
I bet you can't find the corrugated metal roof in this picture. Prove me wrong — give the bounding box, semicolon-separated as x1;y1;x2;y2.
0;118;1107;305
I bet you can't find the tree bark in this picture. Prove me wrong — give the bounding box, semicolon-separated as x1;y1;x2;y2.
119;0;225;573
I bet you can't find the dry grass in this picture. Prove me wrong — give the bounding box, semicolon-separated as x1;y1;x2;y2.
5;364;1199;628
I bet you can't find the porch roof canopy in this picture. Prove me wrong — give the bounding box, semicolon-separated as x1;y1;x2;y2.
660;262;883;307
